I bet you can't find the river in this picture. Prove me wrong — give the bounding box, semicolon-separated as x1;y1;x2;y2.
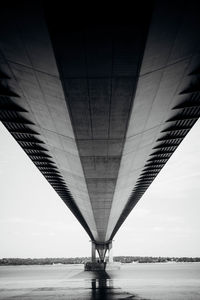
0;262;199;299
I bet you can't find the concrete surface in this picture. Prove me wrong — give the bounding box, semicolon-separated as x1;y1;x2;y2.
0;1;200;245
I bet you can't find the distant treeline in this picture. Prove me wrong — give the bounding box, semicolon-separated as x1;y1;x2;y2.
0;257;90;265
0;256;200;265
114;256;200;263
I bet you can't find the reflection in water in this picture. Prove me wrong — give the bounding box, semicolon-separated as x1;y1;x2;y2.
89;270;148;300
90;271;112;300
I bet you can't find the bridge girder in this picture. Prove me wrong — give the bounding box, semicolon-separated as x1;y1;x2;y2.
0;1;200;245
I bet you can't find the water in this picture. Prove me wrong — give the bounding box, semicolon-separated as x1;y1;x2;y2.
0;263;200;299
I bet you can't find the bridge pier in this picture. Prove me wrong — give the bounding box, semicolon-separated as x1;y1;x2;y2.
91;241;96;262
108;241;113;263
96;243;107;263
85;241;115;271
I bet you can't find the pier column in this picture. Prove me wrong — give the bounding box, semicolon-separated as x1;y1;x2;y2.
96;244;107;262
91;241;96;262
108;241;113;263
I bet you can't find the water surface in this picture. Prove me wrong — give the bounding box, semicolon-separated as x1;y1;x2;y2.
0;262;199;299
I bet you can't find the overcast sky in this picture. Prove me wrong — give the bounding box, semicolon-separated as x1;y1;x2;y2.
0;120;200;258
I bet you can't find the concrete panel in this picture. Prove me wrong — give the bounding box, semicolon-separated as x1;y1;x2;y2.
78;140;108;156
85;30;112;77
81;157;120;179
89;79;110;139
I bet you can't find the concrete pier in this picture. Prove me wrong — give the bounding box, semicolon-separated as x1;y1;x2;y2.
84;262;106;271
108;242;113;263
91;242;96;262
85;241;117;271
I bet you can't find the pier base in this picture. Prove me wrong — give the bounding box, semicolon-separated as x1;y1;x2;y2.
84;262;106;271
84;262;121;271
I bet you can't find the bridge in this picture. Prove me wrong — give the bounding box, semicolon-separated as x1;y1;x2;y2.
0;1;200;263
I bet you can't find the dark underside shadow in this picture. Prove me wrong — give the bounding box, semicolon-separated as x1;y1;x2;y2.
72;270;150;300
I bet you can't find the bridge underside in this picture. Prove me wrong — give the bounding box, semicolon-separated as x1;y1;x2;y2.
0;1;200;246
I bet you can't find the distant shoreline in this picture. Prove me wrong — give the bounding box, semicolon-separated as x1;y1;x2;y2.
0;256;200;266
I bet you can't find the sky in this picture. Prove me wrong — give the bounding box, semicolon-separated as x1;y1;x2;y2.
0;120;200;258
